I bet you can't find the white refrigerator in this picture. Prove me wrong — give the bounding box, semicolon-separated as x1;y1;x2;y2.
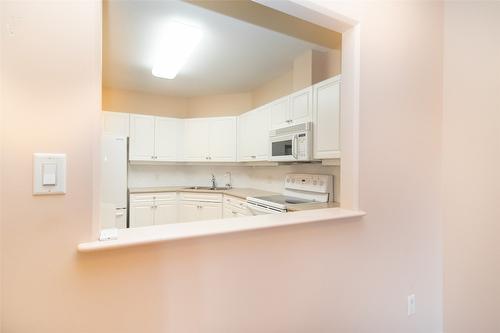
100;135;128;229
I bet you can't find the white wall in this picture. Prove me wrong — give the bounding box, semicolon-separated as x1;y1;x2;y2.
0;1;443;332
443;2;500;332
129;164;340;201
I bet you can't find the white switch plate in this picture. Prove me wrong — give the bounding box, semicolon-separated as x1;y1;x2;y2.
33;153;66;195
407;294;416;316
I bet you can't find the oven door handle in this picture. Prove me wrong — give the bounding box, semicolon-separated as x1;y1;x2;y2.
292;134;298;160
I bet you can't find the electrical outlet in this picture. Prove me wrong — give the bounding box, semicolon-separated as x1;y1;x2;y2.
407;294;416;316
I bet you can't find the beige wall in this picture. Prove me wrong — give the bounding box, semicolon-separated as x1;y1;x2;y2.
1;1;444;333
103;50;341;114
251;70;293;107
102;88;188;117
103;88;253;118
443;2;500;333
187;92;252;117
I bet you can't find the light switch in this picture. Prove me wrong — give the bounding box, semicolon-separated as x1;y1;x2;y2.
42;163;57;186
33;153;66;195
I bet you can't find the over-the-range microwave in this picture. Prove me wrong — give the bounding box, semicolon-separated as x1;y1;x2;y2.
269;122;313;162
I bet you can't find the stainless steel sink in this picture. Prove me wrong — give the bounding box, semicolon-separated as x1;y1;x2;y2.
185;186;229;191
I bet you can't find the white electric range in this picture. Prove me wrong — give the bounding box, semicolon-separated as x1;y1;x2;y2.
246;174;333;214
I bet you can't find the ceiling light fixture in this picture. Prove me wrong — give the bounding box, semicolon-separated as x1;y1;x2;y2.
152;21;203;80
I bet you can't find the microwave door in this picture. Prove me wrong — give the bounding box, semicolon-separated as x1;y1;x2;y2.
271;136;296;161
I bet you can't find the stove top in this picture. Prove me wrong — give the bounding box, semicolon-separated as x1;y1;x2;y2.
247;195;314;210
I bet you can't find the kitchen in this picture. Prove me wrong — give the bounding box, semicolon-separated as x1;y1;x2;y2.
99;0;343;234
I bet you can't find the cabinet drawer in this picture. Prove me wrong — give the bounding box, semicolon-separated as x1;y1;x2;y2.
179;192;222;203
130;192;176;203
223;195;247;209
130;194;156;203
154;192;177;201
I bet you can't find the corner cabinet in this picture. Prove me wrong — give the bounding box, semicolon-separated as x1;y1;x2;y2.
313;75;341;159
238;106;271;161
129;114;181;162
183;117;237;162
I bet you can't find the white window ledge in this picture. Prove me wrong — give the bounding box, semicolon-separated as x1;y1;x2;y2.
78;208;366;253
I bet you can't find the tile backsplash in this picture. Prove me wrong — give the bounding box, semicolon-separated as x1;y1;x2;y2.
128;163;340;202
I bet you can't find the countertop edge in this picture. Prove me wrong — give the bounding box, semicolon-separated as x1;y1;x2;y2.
78;208;366;253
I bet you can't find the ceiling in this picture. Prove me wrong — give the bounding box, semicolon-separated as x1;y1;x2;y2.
103;0;334;97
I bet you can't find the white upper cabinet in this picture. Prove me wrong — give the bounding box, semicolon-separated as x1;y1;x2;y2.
269;87;313;129
269;96;290;129
102;111;130;137
289;86;313;125
155;117;182;161
130;114;181;161
238;106;270;161
209;117;237;161
129;114;156;161
183;118;210;161
183;117;237;162
313;75;341;159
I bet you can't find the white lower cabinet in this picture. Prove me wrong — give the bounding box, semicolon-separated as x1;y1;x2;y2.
154;201;178;225
179;201;222;222
129;193;177;228
129;192;255;227
223;195;252;218
130;201;155;228
178;192;222;222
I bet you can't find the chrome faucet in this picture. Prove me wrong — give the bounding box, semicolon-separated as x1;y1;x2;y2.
211;174;217;189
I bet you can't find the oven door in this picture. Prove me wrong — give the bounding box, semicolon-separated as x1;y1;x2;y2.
269;133;298;161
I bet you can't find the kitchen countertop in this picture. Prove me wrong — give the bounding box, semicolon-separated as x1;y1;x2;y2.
129;186;339;211
129;186;278;201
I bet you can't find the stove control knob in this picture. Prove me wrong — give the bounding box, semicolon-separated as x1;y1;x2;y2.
313;180;318;185
319;181;324;186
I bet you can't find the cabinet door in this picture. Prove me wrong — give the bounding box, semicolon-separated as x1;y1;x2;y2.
129;114;155;161
289;87;312;125
155;117;181;161
178;201;200;222
199;202;222;221
223;206;239;219
251;106;271;160
183;118;210;161
313;76;341;159
237;112;252;161
154;201;178;225
269;96;290;129
209;117;237;161
102;111;130;137
130;202;155;228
